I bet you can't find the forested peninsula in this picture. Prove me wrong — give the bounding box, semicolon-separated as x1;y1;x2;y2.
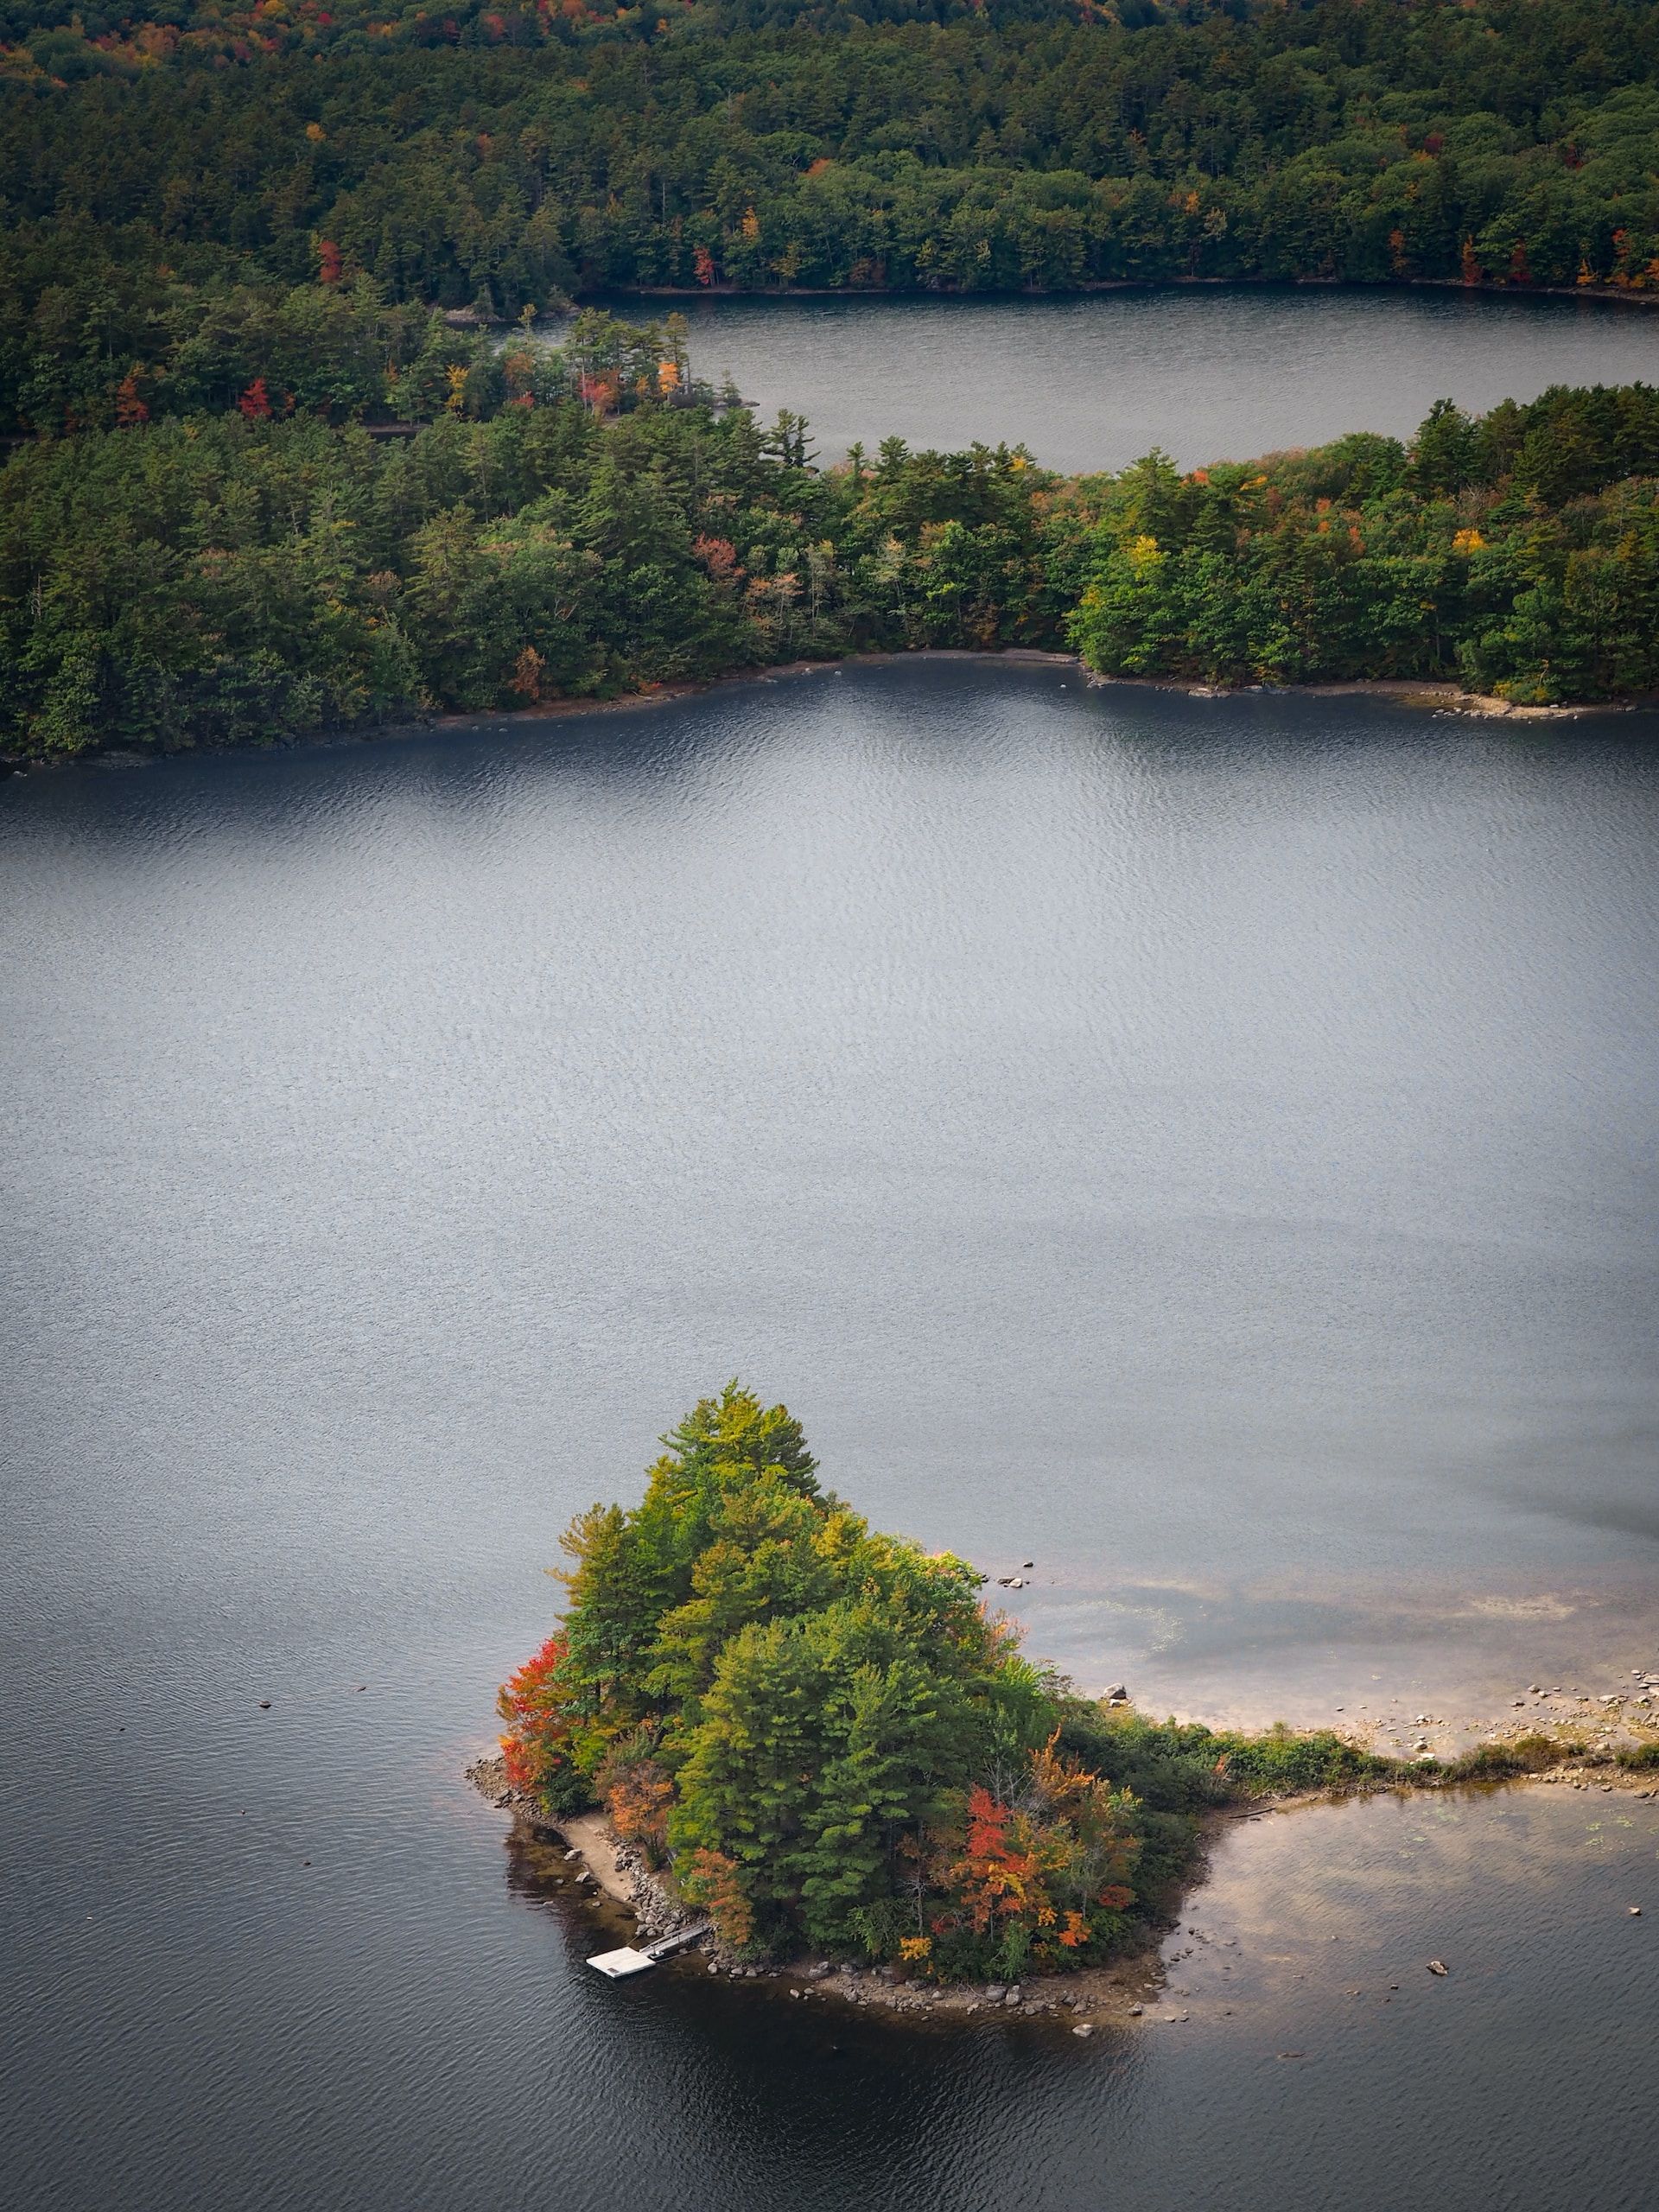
4;308;1659;760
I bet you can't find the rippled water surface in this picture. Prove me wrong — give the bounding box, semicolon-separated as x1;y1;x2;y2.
587;287;1659;469
4;663;1658;2208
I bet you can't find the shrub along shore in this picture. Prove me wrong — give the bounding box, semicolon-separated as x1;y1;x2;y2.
3;310;1659;763
487;1386;1659;1989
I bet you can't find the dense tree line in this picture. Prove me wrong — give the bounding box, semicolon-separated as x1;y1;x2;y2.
3;2;1659;431
4;329;1658;759
1069;383;1659;698
494;1384;1382;1974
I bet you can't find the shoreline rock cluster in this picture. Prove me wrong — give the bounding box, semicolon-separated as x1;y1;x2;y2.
612;1839;698;1948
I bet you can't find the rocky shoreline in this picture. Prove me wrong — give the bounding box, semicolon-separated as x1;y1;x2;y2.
467;1726;1657;2028
319;652;1659;740
466;1751;1167;2027
587;276;1659;312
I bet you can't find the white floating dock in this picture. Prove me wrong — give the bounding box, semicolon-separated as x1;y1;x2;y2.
587;1946;658;1980
587;1923;712;1979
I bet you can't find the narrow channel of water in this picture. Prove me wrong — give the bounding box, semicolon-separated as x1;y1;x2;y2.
580;285;1659;469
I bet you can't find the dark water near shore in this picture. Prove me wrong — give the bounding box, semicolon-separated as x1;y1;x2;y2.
4;662;1658;2207
585;285;1659;470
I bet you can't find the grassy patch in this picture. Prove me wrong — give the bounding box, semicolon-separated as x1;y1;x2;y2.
1430;1733;1568;1782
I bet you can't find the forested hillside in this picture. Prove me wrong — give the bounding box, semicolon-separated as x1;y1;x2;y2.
3;1;1659;431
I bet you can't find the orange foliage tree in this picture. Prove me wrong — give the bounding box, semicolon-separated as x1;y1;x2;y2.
679;1847;754;1947
114;370;149;427
927;1735;1141;1980
595;1732;675;1862
510;645;546;702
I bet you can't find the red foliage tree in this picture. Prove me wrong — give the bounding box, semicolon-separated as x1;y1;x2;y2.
930;1736;1142;1974
496;1633;579;1798
950;1785;1040;1934
238;378;273;421
317;238;344;284
580;369;620;415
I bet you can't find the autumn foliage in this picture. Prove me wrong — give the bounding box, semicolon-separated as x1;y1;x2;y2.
496;1632;585;1808
680;1848;754;1949
114;372;149;427
490;1386;1151;1974
925;1739;1141;1977
595;1733;675;1859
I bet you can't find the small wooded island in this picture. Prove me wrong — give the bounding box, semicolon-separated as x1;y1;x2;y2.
487;1385;1650;1986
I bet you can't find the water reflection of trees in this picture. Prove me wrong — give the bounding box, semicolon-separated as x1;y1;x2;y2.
502;1819;575;1911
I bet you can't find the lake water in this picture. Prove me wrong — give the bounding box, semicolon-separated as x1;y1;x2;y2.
3;659;1656;2208
585;285;1659;470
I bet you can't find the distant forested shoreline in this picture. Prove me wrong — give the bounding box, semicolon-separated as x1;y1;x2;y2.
7;0;1659;751
4;0;1659;434
3;307;1657;760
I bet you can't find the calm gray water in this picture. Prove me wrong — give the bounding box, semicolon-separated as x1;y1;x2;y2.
584;286;1659;469
4;661;1658;2208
